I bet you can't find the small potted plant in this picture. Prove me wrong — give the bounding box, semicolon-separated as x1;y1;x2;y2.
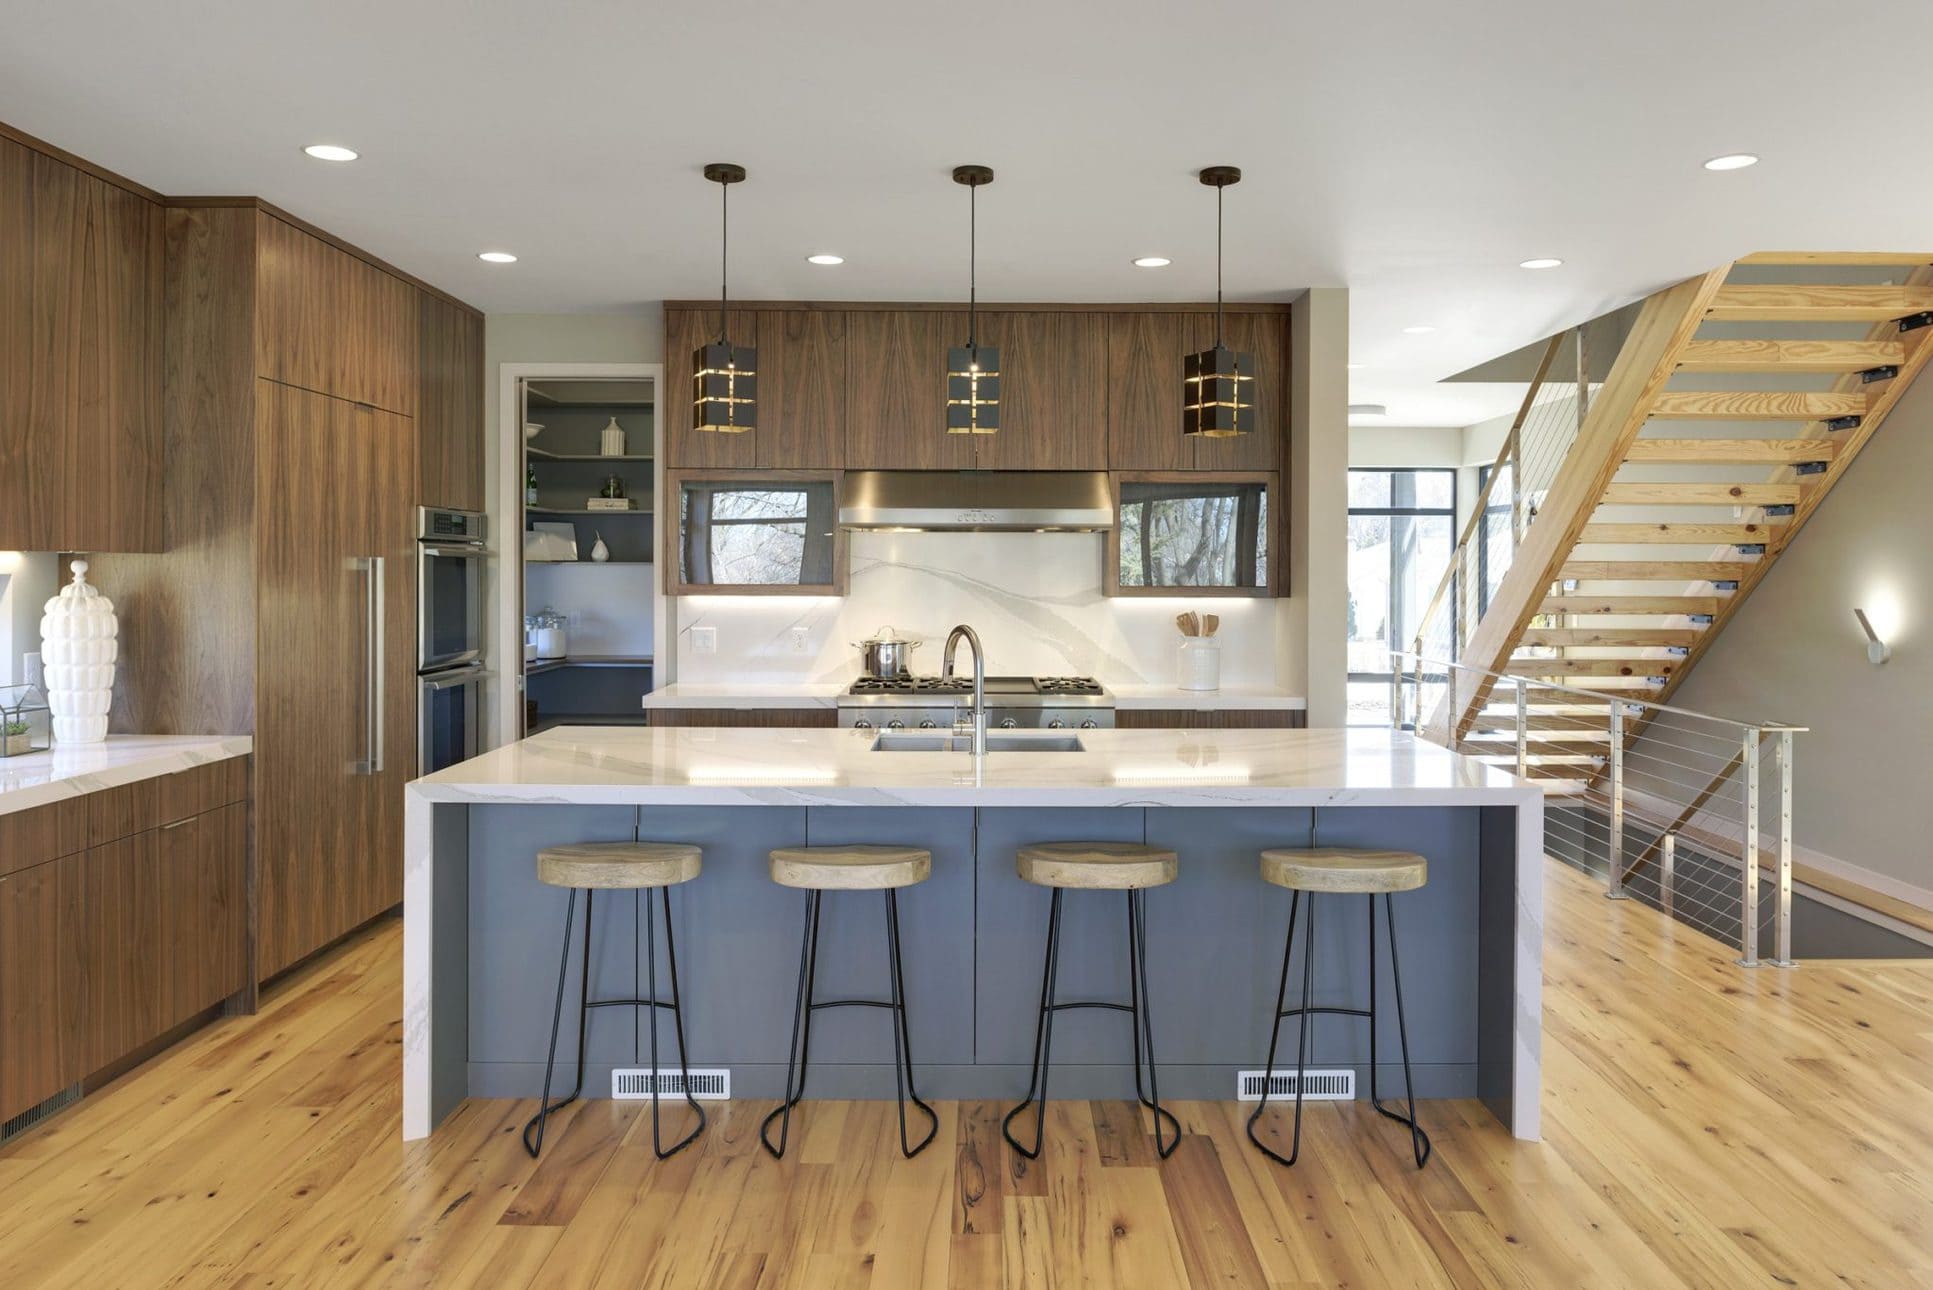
0;684;51;757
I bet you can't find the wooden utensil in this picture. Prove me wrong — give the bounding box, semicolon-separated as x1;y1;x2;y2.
1202;613;1220;638
1175;612;1199;637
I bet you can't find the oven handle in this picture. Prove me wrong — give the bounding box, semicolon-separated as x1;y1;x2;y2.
422;666;491;692
420;542;487;559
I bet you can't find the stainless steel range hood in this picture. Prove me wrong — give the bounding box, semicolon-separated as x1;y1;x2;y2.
839;471;1114;532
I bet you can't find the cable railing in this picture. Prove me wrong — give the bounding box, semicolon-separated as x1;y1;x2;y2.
1409;326;1592;668
1393;651;1803;967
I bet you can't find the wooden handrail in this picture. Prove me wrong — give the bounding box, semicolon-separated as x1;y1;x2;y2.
1406;332;1568;659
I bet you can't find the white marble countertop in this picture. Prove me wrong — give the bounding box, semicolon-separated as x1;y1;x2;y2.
0;735;253;815
410;726;1533;808
640;681;1305;711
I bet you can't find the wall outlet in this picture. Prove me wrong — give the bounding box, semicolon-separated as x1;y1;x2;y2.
789;626;810;654
691;626;717;655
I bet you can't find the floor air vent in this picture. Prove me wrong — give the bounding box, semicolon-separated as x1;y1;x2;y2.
1237;1069;1356;1102
612;1068;731;1100
1;1084;81;1144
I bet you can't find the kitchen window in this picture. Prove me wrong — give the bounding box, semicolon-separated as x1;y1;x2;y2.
669;472;845;594
1107;473;1277;596
1346;468;1456;726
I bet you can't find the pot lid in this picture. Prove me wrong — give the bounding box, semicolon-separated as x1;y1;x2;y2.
856;625;919;645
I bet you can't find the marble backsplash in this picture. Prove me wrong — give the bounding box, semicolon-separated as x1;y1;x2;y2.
673;531;1290;687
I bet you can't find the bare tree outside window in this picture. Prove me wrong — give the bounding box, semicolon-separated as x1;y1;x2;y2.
680;482;836;586
1117;481;1267;589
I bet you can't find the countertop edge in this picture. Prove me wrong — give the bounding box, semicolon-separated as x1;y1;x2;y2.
0;735;254;816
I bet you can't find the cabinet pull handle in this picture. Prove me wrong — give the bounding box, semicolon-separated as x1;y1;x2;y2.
348;555;386;775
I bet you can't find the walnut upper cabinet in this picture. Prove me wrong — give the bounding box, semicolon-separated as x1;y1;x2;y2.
0;134;164;553
663;305;761;469
970;312;1107;470
758;309;847;469
418;291;486;511
1107;310;1287;471
843;309;973;469
1190;310;1287;472
254;212;417;416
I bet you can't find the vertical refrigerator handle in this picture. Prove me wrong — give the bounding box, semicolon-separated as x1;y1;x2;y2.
349;556;386;775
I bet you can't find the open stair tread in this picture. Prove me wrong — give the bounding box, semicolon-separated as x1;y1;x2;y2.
1623;438;1837;464
1673;338;1905;372
1650;390;1866;420
1598;483;1801;505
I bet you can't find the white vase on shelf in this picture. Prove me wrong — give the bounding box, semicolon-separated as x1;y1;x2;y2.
40;559;118;744
590;533;610;563
600;417;626;456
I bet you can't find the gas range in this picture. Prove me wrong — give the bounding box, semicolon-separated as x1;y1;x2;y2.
838;675;1114;731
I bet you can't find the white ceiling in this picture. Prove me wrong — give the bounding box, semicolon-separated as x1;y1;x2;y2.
8;0;1933;427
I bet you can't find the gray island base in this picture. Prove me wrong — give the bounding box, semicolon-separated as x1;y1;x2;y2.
403;727;1543;1142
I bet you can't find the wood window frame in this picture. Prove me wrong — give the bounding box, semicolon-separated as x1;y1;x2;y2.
1104;470;1281;598
663;468;848;596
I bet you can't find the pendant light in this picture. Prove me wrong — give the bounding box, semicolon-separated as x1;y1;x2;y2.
693;162;757;434
1183;165;1254;438
945;165;1000;435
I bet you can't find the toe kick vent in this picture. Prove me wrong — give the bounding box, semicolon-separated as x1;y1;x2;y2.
1237;1068;1355;1101
612;1068;732;1100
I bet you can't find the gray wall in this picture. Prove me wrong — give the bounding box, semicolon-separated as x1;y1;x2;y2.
1665;369;1933;893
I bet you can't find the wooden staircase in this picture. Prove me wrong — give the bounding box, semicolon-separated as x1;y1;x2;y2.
1431;252;1933;758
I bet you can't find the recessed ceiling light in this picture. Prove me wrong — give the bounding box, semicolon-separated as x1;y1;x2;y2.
478;251;518;264
303;144;358;162
1402;325;1436;335
1132;256;1172;268
1703;153;1759;171
1519;257;1563;269
806;253;844;265
1348;403;1388;417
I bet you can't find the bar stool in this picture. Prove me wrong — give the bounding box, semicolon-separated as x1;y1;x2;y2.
523;840;706;1161
761;844;939;1160
1002;842;1181;1160
1246;845;1432;1170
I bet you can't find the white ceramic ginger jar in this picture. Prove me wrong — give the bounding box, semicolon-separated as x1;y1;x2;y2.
40;558;118;744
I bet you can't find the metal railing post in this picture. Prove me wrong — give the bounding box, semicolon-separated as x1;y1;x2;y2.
1772;730;1794;966
1606;701;1627;899
1514;680;1528;777
1738;728;1762;967
1574;324;1591;427
1660;833;1676;918
1390;663;1401;733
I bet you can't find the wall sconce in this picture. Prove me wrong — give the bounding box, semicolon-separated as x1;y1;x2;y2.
1854;608;1891;665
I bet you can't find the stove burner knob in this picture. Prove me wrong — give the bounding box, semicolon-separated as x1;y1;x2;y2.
886;719;905;730
1080;719;1098;729
918;719;938;729
853;719;873;730
1047;718;1066;729
999;717;1019;729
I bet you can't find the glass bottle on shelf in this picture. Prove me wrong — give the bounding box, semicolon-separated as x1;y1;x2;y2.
526;464;538;505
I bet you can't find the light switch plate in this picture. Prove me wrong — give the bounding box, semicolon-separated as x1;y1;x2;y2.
691;626;717;655
789;627;810;654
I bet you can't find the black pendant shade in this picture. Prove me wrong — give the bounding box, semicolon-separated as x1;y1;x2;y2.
945;165;1000;435
1183;343;1255;438
694;163;757;434
1183;165;1254;438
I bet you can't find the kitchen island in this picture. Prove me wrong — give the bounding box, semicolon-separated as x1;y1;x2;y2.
403;726;1543;1141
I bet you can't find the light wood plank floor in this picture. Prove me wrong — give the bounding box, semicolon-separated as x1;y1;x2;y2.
3;859;1931;1287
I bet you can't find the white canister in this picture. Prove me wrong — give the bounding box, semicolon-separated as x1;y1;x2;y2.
40;559;119;743
1177;637;1221;692
600;417;627;457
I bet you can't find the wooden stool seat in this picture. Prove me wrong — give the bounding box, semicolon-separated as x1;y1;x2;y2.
1259;847;1427;894
769;844;931;890
1015;842;1179;890
537;841;703;890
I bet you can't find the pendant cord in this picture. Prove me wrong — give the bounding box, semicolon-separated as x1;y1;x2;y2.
718;179;729;345
968;179;978;349
1215;182;1225;348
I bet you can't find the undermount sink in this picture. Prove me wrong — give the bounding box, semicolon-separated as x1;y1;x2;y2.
869;731;1086;753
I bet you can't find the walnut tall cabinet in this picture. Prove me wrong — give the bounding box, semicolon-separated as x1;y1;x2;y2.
91;201;483;982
